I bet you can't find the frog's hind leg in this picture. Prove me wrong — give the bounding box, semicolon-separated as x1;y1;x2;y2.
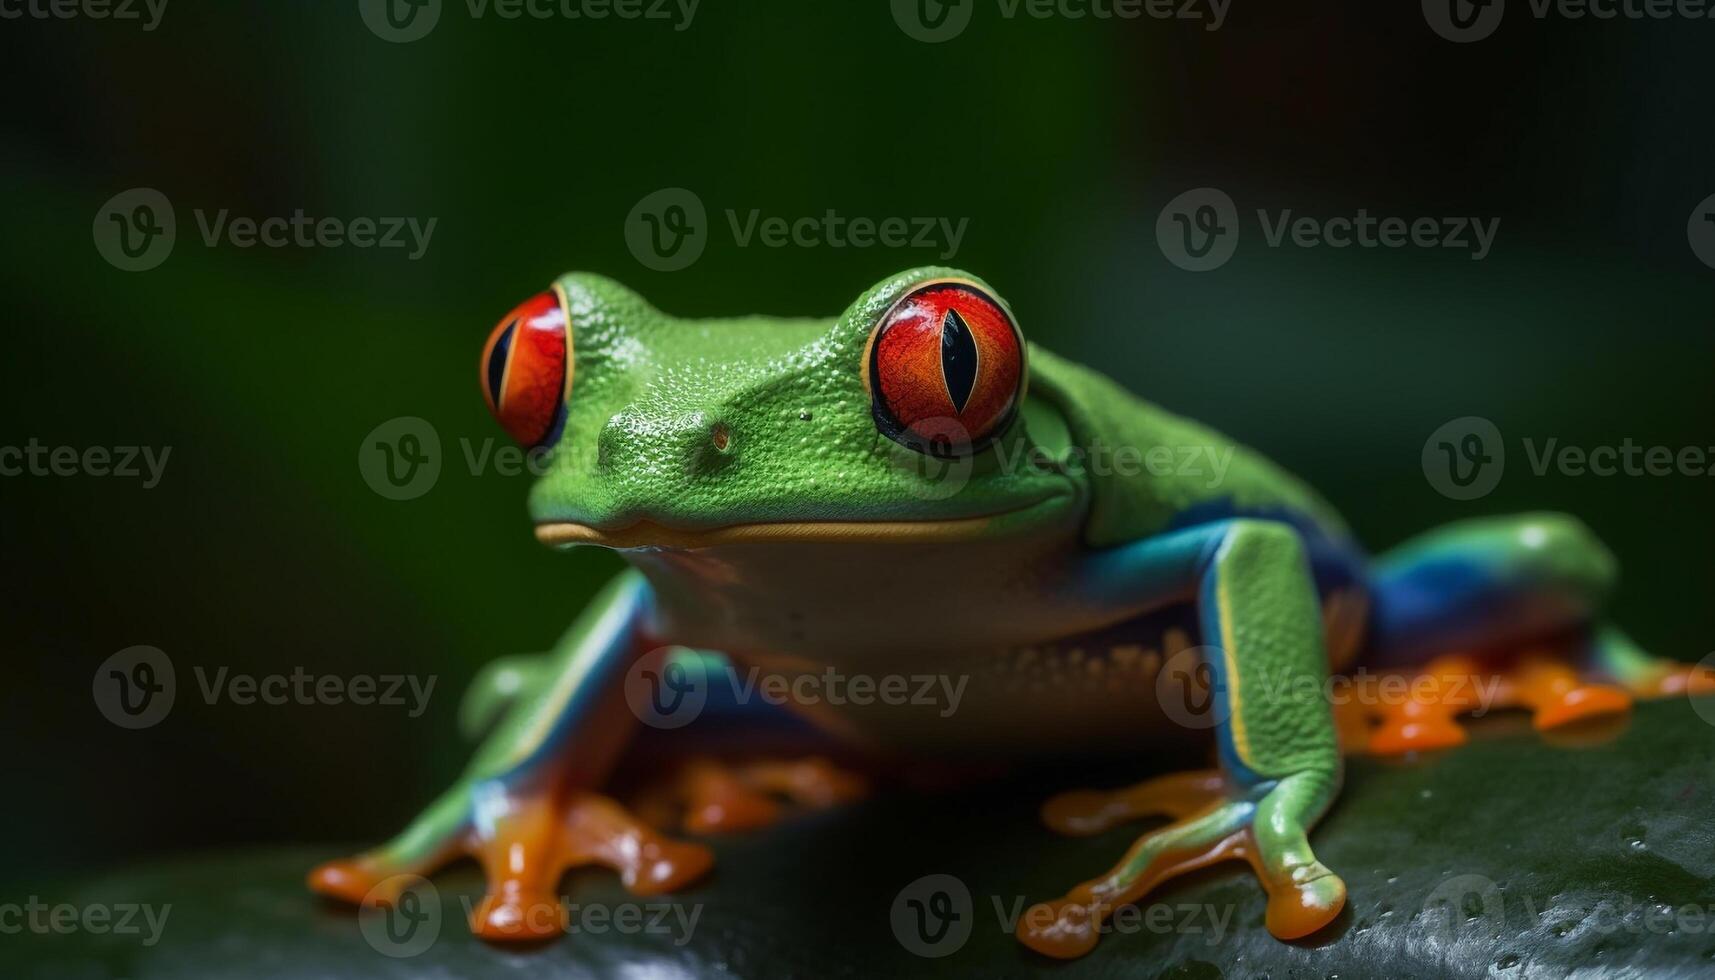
1041;770;1228;837
1587;624;1715;698
623;663;869;834
634;756;868;834
1356;513;1664;754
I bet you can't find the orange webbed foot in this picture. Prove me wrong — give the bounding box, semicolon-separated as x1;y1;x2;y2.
1020;769;1344;959
1352;651;1634;756
309;786;714;944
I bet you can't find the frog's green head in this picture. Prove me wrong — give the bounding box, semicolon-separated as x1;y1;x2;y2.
478;267;1086;549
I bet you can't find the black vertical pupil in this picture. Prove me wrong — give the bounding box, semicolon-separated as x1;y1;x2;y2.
940;307;979;413
486;321;516;407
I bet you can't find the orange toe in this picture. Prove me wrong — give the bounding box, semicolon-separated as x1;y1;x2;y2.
469;889;567;942
1643;665;1715;698
621;837;715;896
683;766;782;834
306;858;391;905
1261;870;1346;939
1017;899;1101;960
1040;790;1119;836
1368;716;1467;755
1532;684;1632;730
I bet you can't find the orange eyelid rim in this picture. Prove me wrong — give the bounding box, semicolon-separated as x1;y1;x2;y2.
552;280;575;406
859;275;1030;433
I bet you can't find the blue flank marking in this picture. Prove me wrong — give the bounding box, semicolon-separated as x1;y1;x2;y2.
1162;499;1369;600
1369;554;1497;644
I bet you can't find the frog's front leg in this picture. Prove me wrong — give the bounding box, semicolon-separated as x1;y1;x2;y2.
1018;519;1345;958
308;571;713;941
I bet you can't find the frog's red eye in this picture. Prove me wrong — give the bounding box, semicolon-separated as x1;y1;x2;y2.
480;289;571;448
865;280;1026;458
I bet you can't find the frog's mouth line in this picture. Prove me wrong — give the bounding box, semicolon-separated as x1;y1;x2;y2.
534;516;1011;550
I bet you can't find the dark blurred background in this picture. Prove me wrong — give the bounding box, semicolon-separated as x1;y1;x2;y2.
2;0;1712;884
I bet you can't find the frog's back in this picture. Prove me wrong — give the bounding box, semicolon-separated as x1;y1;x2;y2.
1025;346;1351;548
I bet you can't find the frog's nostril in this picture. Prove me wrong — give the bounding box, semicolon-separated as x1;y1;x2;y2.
710;422;732;453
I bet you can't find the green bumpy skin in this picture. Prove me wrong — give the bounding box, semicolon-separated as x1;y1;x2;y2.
529;268;1070;530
